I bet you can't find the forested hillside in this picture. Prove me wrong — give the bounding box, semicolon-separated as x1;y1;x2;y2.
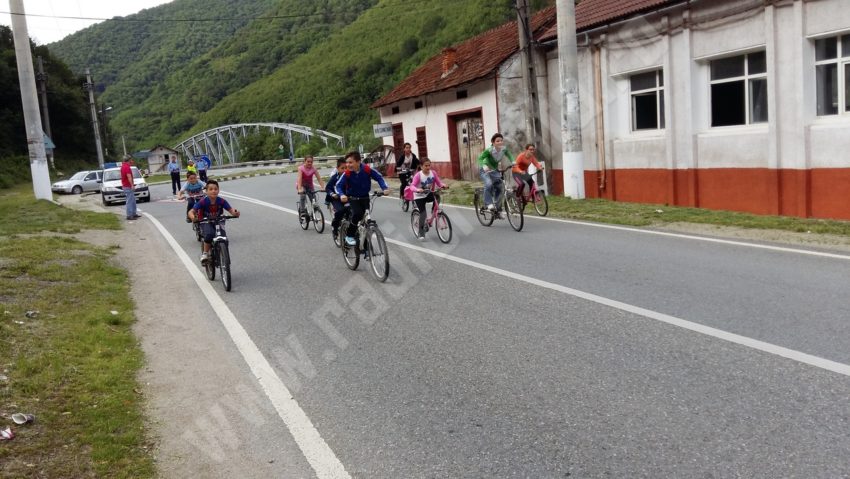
49;0;551;152
0;26;98;186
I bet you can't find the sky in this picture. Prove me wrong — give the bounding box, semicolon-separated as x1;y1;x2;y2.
0;0;173;44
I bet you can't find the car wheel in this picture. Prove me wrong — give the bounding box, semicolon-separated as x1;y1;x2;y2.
71;185;83;194
141;196;150;203
101;194;109;206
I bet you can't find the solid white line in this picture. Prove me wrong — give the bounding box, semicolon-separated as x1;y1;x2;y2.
144;212;351;479
373;196;850;261
224;192;850;378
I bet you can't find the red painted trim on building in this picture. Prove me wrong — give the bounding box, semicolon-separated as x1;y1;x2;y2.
582;168;850;220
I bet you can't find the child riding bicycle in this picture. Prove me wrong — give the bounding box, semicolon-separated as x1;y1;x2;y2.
297;155;325;220
512;143;544;201
177;171;205;222
189;180;240;265
325;158;347;239
409;158;446;240
335;151;389;247
477;133;515;211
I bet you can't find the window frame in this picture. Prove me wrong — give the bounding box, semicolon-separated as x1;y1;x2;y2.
709;52;768;127
629;70;665;132
814;35;850;117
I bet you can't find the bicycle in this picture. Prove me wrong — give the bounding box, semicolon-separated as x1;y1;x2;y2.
409;187;452;243
338;191;390;282
515;164;548;216
473;167;524;232
297;188;325;234
327;196;351;248
197;215;238;292
397;167;414;212
182;192;205;242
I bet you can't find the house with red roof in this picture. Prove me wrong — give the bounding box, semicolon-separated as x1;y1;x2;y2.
373;0;850;220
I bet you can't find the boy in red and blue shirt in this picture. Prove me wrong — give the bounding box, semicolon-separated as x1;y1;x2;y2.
334;151;389;246
189;180;240;264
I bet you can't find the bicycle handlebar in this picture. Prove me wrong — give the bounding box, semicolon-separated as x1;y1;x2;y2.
196;215;239;224
346;191;385;201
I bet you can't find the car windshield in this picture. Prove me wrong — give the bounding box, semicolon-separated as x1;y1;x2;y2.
103;167;141;182
70;172;87;180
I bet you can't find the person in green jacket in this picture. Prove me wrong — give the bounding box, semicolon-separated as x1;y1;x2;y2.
478;133;515;210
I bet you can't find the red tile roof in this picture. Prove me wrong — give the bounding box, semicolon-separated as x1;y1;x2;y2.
372;7;557;108
539;0;681;42
373;1;682;108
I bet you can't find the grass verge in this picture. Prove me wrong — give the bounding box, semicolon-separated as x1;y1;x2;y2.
0;185;154;478
423;179;850;237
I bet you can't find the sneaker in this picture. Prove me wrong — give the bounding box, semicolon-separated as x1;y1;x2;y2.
362;251;370;261
418;234;426;242
486;204;495;211
185;217;192;223
200;252;210;265
345;236;356;246
132;214;142;219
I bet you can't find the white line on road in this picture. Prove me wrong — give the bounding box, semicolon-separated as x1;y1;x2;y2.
144;212;351;479
223;191;850;378
375;197;850;261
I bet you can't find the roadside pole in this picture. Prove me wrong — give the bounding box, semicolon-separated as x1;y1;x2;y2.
9;0;51;200
556;0;585;199
84;68;105;169
516;0;544;151
36;56;54;170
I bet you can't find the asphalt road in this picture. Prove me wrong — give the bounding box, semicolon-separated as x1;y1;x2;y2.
140;173;850;478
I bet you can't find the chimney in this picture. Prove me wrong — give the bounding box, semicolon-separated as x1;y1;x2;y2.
441;48;457;75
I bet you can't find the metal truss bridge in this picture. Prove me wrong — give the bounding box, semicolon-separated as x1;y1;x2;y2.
173;122;345;166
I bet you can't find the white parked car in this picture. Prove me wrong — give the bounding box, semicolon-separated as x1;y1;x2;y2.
100;166;150;206
51;170;102;194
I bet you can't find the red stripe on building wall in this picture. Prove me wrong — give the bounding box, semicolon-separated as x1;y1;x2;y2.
582;168;850;220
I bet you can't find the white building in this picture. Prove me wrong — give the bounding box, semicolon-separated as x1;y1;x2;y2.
146;145;179;173
373;0;850;220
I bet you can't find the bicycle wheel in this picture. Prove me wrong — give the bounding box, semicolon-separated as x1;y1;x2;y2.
366;226;390;282
410;209;421;238
473;189;494;227
218;242;231;292
505;194;524;232
194;223;202;242
436;211;452;243
401;199;410;212
204;245;216;281
533;190;549;216
342;232;359;270
333;221;344;248
298;202;309;230
313;206;325;233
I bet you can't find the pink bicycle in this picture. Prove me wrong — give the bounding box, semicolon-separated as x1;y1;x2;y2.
514;165;548;216
409;187;452;243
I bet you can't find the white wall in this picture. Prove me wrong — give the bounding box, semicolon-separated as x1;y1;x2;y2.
378;80;498;166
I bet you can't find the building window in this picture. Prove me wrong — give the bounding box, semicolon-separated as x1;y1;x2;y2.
456;90;468;99
815;35;850;116
391;106;400;115
710;52;768;127
414;100;423;109
630;70;665;131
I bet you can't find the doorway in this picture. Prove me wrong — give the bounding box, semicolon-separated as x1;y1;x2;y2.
449;111;485;181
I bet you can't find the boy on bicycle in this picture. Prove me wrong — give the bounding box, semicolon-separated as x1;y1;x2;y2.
189;180;240;265
177;171;205;222
325;158;347;239
335;151;389;247
477;133;514;211
296;155;325;220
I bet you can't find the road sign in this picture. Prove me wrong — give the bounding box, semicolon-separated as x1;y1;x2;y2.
43;133;55;150
372;122;393;138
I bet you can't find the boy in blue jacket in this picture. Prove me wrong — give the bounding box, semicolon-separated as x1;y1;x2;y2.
335;151;389;246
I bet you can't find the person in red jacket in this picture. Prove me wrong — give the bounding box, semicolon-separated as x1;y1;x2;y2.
121;155;140;220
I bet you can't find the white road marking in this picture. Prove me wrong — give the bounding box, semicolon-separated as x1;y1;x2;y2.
373;196;850;261
224;191;850;378
144;212;351;479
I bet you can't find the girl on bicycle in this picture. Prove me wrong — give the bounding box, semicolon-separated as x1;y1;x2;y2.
477;133;514;211
512;143;544;201
296;155;325;219
410;158;446;240
395;142;419;199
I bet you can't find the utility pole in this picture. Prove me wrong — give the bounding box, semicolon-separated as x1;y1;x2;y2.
36;56;54;170
9;0;51;200
516;0;543;152
84;68;105;168
556;0;585;199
